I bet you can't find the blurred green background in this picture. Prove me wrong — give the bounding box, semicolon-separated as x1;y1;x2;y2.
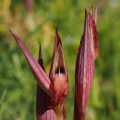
0;0;120;120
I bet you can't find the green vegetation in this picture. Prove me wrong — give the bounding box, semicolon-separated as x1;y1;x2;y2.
0;0;120;120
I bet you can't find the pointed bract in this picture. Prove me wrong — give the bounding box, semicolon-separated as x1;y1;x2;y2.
10;30;55;98
38;43;45;71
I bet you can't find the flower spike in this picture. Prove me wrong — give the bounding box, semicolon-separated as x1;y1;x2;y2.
74;8;99;119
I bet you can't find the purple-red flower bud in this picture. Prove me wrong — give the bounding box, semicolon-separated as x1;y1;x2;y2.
75;7;98;119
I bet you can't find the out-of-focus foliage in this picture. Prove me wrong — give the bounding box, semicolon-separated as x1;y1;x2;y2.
0;0;120;120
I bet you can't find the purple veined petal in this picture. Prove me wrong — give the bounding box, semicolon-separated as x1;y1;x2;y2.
75;8;99;119
10;30;55;98
36;43;57;120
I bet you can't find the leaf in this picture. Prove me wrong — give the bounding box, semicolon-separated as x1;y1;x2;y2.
10;30;55;98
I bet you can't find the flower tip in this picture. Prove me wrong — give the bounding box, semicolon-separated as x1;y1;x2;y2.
84;9;87;15
10;30;20;44
55;27;58;34
55;29;62;46
9;29;14;36
9;30;16;37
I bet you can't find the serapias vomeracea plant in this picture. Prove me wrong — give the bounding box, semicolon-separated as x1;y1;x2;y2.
10;6;98;120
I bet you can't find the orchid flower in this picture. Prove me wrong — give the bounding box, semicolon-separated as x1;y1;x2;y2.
10;29;69;120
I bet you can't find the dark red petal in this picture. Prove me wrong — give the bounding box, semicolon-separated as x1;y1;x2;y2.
36;44;57;120
10;30;54;98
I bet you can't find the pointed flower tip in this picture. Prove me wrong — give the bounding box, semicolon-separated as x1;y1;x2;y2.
55;29;62;46
55;28;58;35
9;30;16;38
38;42;42;60
50;29;63;74
38;42;46;71
84;9;87;18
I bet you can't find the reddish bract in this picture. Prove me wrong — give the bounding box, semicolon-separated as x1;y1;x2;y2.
10;30;55;98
